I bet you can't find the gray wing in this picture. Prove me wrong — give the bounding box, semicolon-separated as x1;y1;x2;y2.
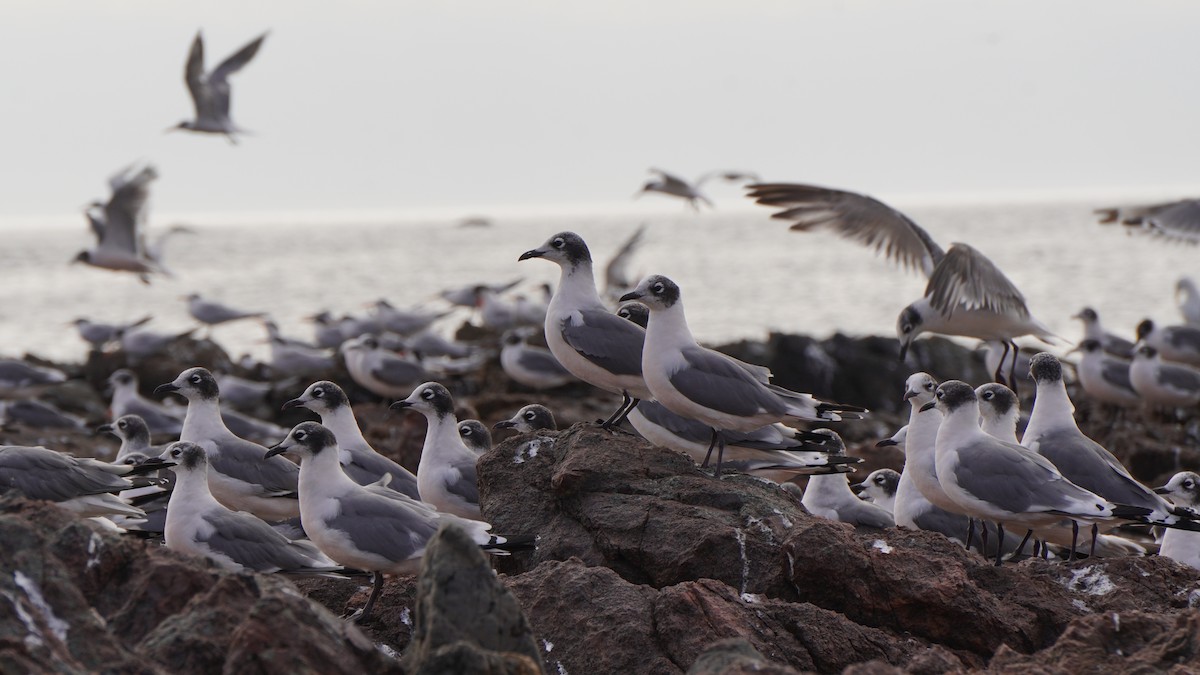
910;505;972;541
208;33;267;118
633;400;712;444
952;439;1089;513
328;490;440;563
844;500;895;529
0;447;128;500
649;168;692;192
925;243;1029;317
442;456;479;506
1030;429;1161;512
1159;363;1200;393
1100;359;1136;395
1141;200;1200;243
559;309;645;377
1163;326;1200;352
668;345;784;417
124;399;184;435
184;32;207;117
342;447;421;500
101;166;156;255
208;438;298;494
516;346;570;376
747;183;945;276
604;224;647;291
371;355;427;386
199;510;327;573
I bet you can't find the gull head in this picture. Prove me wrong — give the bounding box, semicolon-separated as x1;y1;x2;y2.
855;469;900;501
99;414;151;443
519;231;592;267
494;404;556;433
902;372;937;405
895;305;924;361
619;275;680;311
158;441;206;473
390;381;456;419
976;383;1019;424
1135;319;1155;341
1155;471;1200;507
266;421;336;461
457;420;493;452
616;301;650;328
107;369;138;390
927;380;976;414
1077;339;1103;355
1028;352;1064;384
1072;307;1099;323
283;380;348;414
155;366;220;402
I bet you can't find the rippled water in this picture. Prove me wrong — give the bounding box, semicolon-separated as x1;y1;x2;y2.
0;202;1194;364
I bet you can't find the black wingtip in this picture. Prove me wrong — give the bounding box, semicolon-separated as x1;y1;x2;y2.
486;533;537;552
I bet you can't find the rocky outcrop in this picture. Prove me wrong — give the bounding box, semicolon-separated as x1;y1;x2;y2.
0;495;397;674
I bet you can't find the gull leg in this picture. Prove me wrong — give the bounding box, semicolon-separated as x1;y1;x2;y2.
600;392;636;430
994;341;1010;385
994;523;1006;566
965;518;976;552
355;572;386;623
1015;529;1034;558
715;435;726;479
980;521;990;556
701;429;719;468
1007;340;1020;397
1069;521;1079;561
1090;524;1099;558
1032;540;1041;558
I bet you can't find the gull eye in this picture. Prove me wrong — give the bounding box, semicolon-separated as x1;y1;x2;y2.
1186;479;1195;490
117;420;127;429
552;237;565;249
936;390;945;400
924;381;934;390
874;476;885;484
170;448;182;457
295;430;307;441
461;427;472;436
651;282;664;295
313;388;324;398
982;391;993;401
524;411;536;421
422;388;435;400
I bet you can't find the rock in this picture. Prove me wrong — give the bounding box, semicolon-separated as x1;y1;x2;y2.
0;495;398;674
403;523;544;674
686;638;802;675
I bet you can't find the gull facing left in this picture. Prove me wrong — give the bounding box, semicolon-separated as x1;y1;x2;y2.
171;31;267;143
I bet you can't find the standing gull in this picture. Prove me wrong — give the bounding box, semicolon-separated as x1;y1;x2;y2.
519;232;650;428
1072;307;1135;359
267;422;533;621
748;183;1058;387
390;382;483;520
156;367;300;521
1074;339;1141;408
170;31;267;143
499;330;576;390
341;335;428;399
620;274;864;477
73;316;151;351
1130;344;1200;408
155;442;337;574
976;383;1021;444
282;380;420;499
186;293;265;332
0;445;164;518
1095;198;1200;243
1136;319;1200;368
107;369;185;437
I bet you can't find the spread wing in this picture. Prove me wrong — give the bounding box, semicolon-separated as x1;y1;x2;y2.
925;243;1029;317
747;182;945;276
1097;199;1200;244
184;32;207;118
207;33;267;119
604;224;647;293
101;166;157;255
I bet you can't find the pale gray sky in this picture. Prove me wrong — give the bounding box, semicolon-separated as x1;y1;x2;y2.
3;0;1199;225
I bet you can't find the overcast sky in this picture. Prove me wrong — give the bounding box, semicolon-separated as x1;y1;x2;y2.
3;0;1199;225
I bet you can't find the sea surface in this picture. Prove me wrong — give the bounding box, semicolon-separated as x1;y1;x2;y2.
0;201;1195;364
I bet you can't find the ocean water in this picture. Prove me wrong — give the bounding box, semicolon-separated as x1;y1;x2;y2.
0;201;1194;364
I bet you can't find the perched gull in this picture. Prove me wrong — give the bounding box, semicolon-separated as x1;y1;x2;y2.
1096;198;1200;243
97;414;160;462
282;380;420;499
0;445;164;518
1023;352;1199;531
1072;307;1135;359
457;420;493;455
1074;339;1141;408
341;335;428;399
519;232;650;428
170;31;267;142
930;380;1147;563
371;300;450;336
1130;344;1200;408
267;334;336;377
72;163;163;280
267;422;533;620
493;404;557;433
499;330;576;390
1155;472;1200;570
0;360;66;390
621;274;864;476
155;442;337;574
186;293;265;331
107;369;185;437
73;316;151;351
390;382;483;520
748;183;1058;387
120;325;197;363
1177;277;1200;326
854;469;901;513
1136;319;1200;368
801;432;893;528
156;367;300;521
627;400;859;481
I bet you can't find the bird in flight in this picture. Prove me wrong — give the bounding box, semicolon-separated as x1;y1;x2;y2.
169;31;268;143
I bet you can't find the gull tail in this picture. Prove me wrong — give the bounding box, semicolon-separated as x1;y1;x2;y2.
481;533;537;555
1110;504;1155;521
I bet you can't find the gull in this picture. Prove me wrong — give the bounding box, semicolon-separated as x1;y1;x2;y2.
1095;198;1200;243
1177;277;1200;326
513;291;549;327
616;301;650;328
1023;352;1199;531
219;407;288;446
493;404;557;434
267;334;336;377
627;399;859;480
499;330;576;390
1155;472;1200;570
406;330;472;359
853;469;901;513
457;420;493;454
0;360;66;390
154;442;338;574
213;372;273;411
96;414;162;462
475;287;520;331
519;232;650;428
267;421;533;620
1072;307;1135;359
439;278;523;308
170;31;267;142
107;369;185;437
72;316;151;351
748;182;1058;387
120;326;197;363
390;382;483;520
0;445;165;518
1136;319;1200;368
186;293;266;331
341;335;428;399
1;400;84;431
156;367;300;521
620;274;865;476
1130;344;1200;407
801;431;893;528
635;169;759;210
603;224;648;302
1074;339;1141;408
72;163;163;280
371;300;450;336
976;383;1021;444
282;380;420;499
930;380;1148;564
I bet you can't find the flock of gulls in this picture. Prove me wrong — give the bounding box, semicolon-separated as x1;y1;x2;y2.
7;28;1200;627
